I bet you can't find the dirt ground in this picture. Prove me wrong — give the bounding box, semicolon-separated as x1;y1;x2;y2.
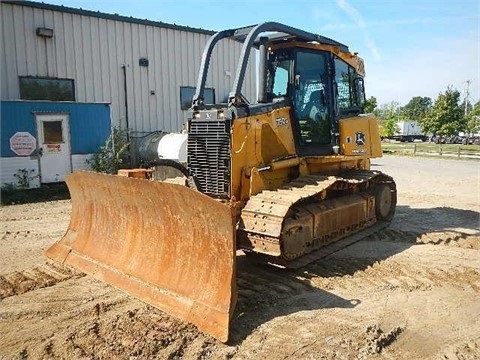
1;155;479;359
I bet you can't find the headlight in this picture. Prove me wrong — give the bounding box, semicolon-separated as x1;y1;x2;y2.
217;111;225;119
193;112;201;119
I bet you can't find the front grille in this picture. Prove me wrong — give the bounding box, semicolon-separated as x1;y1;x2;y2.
187;119;231;197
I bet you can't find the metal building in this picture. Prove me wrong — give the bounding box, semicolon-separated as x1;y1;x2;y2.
0;1;256;187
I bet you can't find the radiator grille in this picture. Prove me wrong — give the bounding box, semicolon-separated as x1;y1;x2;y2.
187;120;231;197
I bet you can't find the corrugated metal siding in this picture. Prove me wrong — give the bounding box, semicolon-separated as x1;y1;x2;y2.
0;157;41;188
1;100;111;156
71;154;91;171
0;2;257;133
0;102;37;152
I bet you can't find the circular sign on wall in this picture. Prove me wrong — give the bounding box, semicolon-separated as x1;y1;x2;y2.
9;132;37;156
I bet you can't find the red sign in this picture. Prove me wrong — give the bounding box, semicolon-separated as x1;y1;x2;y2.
46;144;61;153
9;132;36;156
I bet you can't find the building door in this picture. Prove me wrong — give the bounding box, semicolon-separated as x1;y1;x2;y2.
36;113;72;183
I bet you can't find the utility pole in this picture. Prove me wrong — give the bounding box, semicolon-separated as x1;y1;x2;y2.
464;80;471;117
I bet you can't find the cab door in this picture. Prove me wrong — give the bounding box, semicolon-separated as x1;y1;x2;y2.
292;49;333;155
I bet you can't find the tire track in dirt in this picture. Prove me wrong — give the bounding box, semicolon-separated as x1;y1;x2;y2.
438;339;480;360
232;240;480;359
238;268;312;297
235;259;315;311
51;306;205;359
232;229;480;309
417;232;480;249
0;262;84;299
2;279;222;360
286;229;479;293
367;229;480;249
296;230;480;293
231;230;479;343
305;255;480;293
357;324;405;358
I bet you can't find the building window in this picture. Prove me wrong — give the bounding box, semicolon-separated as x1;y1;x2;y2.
42;121;64;143
19;76;75;101
180;86;215;110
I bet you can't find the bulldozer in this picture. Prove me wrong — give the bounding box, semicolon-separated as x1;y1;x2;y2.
46;22;396;342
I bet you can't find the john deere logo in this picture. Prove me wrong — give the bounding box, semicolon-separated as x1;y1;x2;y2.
355;132;366;146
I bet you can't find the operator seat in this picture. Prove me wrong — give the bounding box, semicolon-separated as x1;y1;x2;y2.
299;89;330;144
303;90;327;121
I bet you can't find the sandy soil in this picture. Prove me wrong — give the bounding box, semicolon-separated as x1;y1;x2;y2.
1;155;479;359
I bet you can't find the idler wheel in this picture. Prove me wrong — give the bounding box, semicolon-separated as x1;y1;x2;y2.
374;184;395;220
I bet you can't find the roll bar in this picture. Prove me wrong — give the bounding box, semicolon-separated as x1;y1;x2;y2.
191;22;349;108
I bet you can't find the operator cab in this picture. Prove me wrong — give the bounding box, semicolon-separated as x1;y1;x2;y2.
267;45;366;156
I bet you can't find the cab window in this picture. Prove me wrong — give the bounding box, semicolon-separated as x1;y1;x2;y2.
294;50;330;145
267;50;291;99
272;64;289;96
334;57;364;112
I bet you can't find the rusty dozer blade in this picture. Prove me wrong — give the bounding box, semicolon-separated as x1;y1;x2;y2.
46;171;236;342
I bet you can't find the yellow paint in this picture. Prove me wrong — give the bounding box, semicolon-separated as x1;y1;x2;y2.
339;115;382;157
229;39;383;201
230;107;382;201
271;41;365;76
231;107;297;201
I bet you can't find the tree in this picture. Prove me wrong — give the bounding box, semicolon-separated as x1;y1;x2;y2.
375;101;400;137
402;96;432;121
465;101;480;135
363;96;377;113
420;87;463;136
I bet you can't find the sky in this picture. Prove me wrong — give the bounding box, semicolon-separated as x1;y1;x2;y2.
41;0;479;106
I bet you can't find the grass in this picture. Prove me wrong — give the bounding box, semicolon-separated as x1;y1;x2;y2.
381;141;480;159
0;183;70;206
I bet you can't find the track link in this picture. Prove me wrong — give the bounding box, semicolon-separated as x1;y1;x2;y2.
238;170;396;267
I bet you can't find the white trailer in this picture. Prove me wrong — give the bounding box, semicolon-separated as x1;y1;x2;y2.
393;121;428;142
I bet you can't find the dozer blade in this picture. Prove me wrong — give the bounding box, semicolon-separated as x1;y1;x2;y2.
46;171;236;342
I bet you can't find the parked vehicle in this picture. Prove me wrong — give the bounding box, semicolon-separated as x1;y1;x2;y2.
388;121;428;142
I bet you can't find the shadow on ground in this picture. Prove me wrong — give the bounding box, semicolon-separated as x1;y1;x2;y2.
229;205;479;344
391;205;479;236
0;183;70;205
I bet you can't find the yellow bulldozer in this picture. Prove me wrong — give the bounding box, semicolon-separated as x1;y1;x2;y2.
46;22;396;342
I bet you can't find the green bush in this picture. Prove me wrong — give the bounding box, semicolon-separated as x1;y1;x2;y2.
88;127;130;174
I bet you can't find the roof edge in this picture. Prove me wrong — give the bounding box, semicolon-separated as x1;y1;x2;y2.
2;1;215;35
